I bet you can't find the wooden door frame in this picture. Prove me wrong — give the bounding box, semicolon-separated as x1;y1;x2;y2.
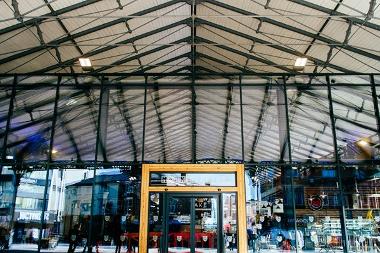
138;164;247;253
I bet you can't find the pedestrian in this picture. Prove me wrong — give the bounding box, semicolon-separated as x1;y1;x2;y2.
68;224;81;253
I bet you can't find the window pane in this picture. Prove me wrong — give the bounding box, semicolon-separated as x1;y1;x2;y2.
331;86;377;161
287;85;335;161
342;165;380;252
8;169;48;252
150;172;236;187
246;165;296;252
91;168;140;252
293;165;343;252
53;88;100;161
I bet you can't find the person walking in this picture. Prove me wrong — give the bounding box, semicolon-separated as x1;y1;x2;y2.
68;224;81;253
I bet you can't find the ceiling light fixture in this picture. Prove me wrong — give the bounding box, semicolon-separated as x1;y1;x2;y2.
51;149;58;154
79;58;93;71
357;139;369;147
294;57;308;71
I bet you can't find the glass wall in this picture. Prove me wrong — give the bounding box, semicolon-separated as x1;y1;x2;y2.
10;170;47;252
91;167;140;253
0;74;379;253
293;165;343;252
246;165;297;252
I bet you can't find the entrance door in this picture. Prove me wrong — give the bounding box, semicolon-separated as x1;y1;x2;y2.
141;164;246;253
164;194;221;253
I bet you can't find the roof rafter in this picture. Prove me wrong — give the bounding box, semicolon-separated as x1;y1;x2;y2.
195;18;352;73
196;36;294;73
33;26;191;74
151;86;167;162
0;0;101;36
113;88;138;161
112;52;192;82
42;0;84;55
221;85;233;160
57;115;82;162
1;0;187;67
289;0;380;32
198;52;257;74
203;0;380;63
250;86;270;161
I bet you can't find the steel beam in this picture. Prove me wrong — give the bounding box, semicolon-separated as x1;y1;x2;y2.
370;75;380;147
89;36;191;74
0;0;101;36
302;89;376;120
327;75;348;253
0;90;85;123
196;18;351;73
57;115;82;162
198;52;257;73
196;37;294;73
191;85;197;162
221;85;232;160
303;0;343;55
2;1;187;68
239;75;245;161
112;52;192;82
0;72;373;78
290;0;380;32
114;88;138;161
87;77;105;253
281;77;298;252
250;86;270;162
42;0;84;55
203;0;380;63
151;86;167;162
97;84;110;162
37;76;60;253
0;76;17;170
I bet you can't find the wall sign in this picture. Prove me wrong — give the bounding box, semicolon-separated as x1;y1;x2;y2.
308;195;323;211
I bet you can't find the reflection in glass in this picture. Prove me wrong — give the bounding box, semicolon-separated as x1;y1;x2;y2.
148;193;163;252
150;172;236;187
194;196;218;252
168;196;191;252
223;193;238;252
294;166;343;252
343;165;380;252
90;169;140;252
8;170;48;252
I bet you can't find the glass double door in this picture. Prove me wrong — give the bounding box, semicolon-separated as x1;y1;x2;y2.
149;193;225;253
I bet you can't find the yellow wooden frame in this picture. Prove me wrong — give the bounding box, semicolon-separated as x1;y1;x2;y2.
139;164;247;252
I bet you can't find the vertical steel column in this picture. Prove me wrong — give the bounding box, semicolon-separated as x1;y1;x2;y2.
326;75;348;253
87;77;105;253
38;77;61;252
370;75;380;145
141;76;147;162
282;76;298;252
191;85;196;163
239;75;245;162
0;75;17;173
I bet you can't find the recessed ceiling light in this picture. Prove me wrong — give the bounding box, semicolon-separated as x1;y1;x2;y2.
294;57;308;67
79;58;92;67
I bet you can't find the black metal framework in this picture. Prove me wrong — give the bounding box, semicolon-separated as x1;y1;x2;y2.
1;0;379;76
0;73;379;253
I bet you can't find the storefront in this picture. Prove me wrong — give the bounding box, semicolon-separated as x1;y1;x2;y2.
139;164;247;253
